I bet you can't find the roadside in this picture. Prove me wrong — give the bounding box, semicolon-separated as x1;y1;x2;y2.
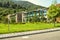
0;28;60;39
0;23;60;34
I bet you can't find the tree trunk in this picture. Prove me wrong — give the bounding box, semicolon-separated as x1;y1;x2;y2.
53;18;56;27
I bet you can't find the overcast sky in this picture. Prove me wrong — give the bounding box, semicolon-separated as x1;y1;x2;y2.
15;0;60;7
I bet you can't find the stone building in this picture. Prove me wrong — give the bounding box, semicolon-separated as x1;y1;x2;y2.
15;11;27;23
7;7;48;23
7;11;27;23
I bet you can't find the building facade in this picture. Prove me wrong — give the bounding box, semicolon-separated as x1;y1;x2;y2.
18;7;48;23
7;7;48;23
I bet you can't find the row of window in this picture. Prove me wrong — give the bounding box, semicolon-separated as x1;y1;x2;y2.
26;9;47;17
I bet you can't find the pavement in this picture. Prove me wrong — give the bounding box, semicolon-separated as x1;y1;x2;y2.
1;31;60;40
0;28;60;39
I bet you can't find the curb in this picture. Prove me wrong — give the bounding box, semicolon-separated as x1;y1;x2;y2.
0;28;60;39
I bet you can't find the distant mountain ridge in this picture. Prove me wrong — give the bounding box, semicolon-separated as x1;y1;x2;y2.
0;0;40;10
13;1;40;10
0;0;47;12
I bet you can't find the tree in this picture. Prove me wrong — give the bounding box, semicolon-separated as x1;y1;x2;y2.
56;7;60;17
47;4;59;27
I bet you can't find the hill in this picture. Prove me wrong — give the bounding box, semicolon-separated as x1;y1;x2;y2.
0;0;40;11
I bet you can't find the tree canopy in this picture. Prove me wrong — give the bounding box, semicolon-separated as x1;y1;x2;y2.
47;4;59;18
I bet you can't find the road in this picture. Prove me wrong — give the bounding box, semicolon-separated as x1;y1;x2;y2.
1;31;60;40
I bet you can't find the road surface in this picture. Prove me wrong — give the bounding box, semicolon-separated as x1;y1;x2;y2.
1;31;60;40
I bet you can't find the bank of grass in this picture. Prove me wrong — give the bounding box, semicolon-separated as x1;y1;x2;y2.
0;23;60;34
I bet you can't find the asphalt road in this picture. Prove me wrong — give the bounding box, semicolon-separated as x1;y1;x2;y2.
1;31;60;40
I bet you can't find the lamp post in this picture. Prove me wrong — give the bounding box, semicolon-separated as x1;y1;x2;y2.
8;14;10;32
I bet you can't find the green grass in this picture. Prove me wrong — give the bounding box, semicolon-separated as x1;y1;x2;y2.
0;23;60;34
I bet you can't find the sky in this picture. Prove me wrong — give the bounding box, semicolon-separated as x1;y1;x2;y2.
16;0;60;7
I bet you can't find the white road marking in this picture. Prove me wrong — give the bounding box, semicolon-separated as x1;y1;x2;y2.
21;36;29;39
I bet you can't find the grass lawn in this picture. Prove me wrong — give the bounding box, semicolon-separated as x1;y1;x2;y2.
0;23;60;34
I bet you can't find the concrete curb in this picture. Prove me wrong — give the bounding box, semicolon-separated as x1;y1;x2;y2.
0;28;60;39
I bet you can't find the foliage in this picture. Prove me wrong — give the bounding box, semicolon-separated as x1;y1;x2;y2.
47;4;59;18
47;4;60;27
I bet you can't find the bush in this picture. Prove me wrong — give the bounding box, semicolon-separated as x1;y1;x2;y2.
29;16;41;23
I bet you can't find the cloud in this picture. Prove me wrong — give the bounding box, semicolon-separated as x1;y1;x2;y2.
26;0;52;7
15;0;27;1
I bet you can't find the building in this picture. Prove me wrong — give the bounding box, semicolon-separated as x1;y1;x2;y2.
16;11;27;23
7;6;48;23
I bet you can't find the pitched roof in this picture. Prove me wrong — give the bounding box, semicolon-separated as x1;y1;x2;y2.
56;4;60;7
